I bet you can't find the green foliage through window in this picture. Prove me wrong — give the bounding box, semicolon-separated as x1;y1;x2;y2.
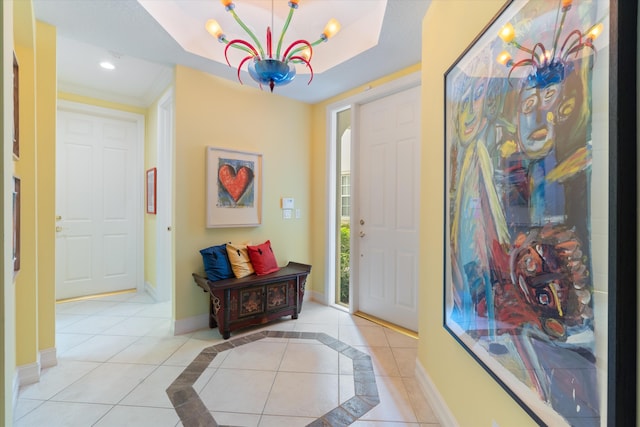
339;224;350;304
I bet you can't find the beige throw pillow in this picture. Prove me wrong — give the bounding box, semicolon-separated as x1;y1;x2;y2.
226;242;255;278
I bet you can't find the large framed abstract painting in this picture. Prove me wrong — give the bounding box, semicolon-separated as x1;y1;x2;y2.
443;1;636;426
206;147;262;228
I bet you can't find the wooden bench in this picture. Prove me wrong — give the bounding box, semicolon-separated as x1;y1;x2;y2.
193;261;311;339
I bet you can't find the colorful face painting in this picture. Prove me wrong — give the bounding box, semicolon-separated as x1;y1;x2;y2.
216;157;255;208
444;0;608;425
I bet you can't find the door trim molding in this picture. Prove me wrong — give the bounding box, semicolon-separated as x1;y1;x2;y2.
155;89;174;302
56;100;145;295
324;71;421;311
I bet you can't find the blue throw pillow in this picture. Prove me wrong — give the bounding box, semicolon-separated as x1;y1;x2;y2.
200;244;234;281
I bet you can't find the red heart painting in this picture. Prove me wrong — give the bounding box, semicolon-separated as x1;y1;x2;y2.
218;164;254;202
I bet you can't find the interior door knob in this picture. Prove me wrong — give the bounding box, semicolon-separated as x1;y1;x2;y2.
360;219;365;225
359;231;366;238
55;226;63;232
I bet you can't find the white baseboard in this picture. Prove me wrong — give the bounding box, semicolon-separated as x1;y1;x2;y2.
415;360;458;427
307;289;324;303
144;281;160;301
173;313;209;335
39;347;57;369
16;361;40;387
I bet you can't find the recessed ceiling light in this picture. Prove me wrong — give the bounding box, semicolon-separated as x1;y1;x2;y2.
100;61;115;70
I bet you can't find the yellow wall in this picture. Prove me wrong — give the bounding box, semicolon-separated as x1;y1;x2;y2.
35;21;57;355
14;0;38;368
418;1;537;425
12;5;58;376
173;66;312;321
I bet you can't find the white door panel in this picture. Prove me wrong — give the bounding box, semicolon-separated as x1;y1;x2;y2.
357;85;421;331
56;106;141;300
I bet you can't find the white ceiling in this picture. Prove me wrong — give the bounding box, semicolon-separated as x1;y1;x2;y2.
33;0;431;107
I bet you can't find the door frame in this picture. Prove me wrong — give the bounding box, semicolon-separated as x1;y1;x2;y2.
56;99;145;296
155;89;174;302
324;72;421;312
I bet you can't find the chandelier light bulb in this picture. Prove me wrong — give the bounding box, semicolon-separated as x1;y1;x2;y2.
206;19;224;40
322;18;341;40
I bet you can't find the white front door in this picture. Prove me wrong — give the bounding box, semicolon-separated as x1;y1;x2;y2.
55;103;143;300
356;85;421;331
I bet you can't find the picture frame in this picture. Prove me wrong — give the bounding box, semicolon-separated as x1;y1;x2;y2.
206;147;262;228
13;176;21;272
443;1;636;426
146;167;157;214
13;51;19;159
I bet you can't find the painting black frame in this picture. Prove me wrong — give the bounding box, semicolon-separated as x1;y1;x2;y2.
442;1;636;425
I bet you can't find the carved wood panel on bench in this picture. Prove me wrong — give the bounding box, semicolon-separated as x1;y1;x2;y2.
193;261;311;339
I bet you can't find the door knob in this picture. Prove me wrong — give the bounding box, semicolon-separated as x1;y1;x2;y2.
55;215;62;221
360;219;365;225
359;231;366;238
55;226;63;232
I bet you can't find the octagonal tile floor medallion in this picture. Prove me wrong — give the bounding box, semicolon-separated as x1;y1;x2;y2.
166;331;380;426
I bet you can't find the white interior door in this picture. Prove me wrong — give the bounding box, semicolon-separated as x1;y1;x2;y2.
56;103;143;300
356;85;421;331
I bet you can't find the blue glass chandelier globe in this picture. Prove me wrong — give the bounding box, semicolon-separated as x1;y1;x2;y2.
248;59;296;90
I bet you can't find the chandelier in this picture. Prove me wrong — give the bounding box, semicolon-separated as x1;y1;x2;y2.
206;0;341;92
495;0;603;88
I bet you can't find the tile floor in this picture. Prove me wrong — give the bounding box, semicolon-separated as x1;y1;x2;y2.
15;291;440;427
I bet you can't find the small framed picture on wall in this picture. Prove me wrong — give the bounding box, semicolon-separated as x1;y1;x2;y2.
13;51;19;159
146;167;157;214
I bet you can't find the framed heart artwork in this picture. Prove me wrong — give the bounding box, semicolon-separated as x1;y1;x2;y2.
206;147;262;227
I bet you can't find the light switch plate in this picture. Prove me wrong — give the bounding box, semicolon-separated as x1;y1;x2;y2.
282;197;294;209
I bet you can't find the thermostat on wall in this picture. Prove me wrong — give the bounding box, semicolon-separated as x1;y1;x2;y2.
282;197;294;209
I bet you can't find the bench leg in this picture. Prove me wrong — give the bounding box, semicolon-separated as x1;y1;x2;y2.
209;297;218;328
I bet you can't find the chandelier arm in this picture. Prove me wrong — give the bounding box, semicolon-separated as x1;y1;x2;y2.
235;55;255;85
228;8;265;58
283;40;312;62
290;55;314;84
225;39;259;60
530;42;547;67
509;40;534;55
276;6;296;60
563;42;596;62
507;58;535;86
559;29;583;58
551;7;569;56
223;39;258;60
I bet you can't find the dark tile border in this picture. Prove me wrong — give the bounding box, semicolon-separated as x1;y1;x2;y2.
166;331;380;427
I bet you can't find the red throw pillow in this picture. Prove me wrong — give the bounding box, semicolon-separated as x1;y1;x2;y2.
247;240;279;275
